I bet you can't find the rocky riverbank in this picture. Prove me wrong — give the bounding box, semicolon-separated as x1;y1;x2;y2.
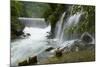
41;50;95;64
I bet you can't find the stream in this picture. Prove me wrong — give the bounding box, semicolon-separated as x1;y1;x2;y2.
11;18;52;66
11;12;82;66
11;12;93;66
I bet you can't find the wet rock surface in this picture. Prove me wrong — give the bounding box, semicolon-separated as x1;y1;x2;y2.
81;32;94;44
18;56;37;66
45;47;54;51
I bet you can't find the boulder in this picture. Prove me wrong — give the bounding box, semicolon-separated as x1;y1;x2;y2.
46;34;54;39
23;34;26;37
16;31;24;36
45;47;54;51
26;33;31;36
59;32;95;53
18;60;28;66
29;56;37;65
55;48;63;57
80;32;93;44
18;56;37;66
47;32;51;34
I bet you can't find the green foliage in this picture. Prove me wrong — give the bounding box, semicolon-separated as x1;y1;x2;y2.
43;4;66;36
11;1;22;17
19;1;50;18
43;3;57;21
11;1;95;39
65;5;95;35
45;4;65;23
11;1;55;39
11;1;25;39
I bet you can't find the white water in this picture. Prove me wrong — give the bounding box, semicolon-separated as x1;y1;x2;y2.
11;11;95;66
55;12;66;39
11;24;51;66
55;12;82;47
63;12;82;29
18;17;47;28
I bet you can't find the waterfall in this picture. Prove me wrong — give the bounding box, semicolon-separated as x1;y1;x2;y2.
11;18;51;66
55;12;82;46
63;12;82;30
61;12;82;41
18;17;47;28
55;12;66;39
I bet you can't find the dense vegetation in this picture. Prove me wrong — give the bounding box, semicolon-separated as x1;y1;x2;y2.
11;1;66;39
11;1;95;65
11;1;51;39
41;5;95;64
11;1;25;39
11;1;95;39
64;5;95;38
43;4;66;38
42;4;95;39
19;1;50;18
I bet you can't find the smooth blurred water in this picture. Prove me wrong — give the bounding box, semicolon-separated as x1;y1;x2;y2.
11;13;84;66
55;12;82;46
11;18;51;66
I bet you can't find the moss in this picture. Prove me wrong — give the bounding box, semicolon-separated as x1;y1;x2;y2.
64;5;95;37
42;50;95;64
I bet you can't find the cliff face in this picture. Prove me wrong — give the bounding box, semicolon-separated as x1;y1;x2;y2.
43;4;66;38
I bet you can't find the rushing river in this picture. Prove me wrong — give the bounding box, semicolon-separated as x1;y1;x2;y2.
11;18;51;66
11;12;84;66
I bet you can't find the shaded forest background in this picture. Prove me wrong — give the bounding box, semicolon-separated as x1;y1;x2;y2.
11;1;95;39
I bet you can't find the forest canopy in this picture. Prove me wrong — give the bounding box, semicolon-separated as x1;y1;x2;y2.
11;0;95;39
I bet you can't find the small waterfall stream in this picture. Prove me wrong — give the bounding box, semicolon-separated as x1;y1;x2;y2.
55;12;82;47
55;12;66;40
11;12;82;66
11;12;94;66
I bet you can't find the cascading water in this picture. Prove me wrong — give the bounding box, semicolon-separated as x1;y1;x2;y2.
60;12;82;41
55;12;82;47
53;12;66;46
55;12;66;40
18;17;47;28
11;18;51;66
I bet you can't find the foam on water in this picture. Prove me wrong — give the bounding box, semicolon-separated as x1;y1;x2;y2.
11;26;51;66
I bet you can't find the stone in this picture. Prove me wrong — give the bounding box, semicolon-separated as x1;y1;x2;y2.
55;48;63;57
18;60;28;66
27;33;31;36
29;56;37;65
45;47;54;51
18;56;38;66
16;31;24;36
23;34;26;37
81;32;93;44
